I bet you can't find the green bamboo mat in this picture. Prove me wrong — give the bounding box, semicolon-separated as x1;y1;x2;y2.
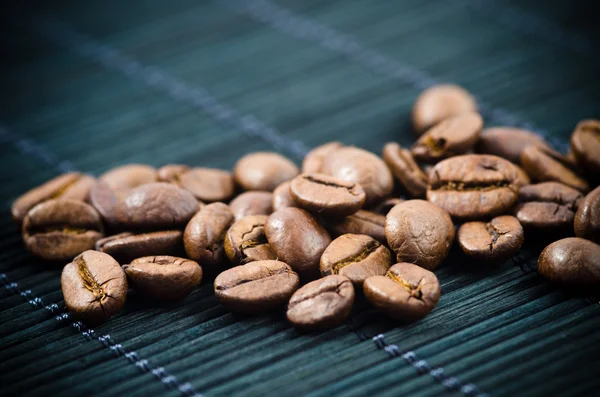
1;1;599;396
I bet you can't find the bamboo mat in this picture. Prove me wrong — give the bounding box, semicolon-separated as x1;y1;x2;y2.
1;1;599;396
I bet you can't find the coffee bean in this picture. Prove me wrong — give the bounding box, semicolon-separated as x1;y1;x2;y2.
302;142;344;173
363;262;440;322
234;152;299;191
373;198;405;216
476;127;551;163
265;208;331;281
325;210;387;244
320;234;392;286
521;146;589;192
116;183;198;230
157;164;190;183
287;275;354;330
427;154;521;220
100;164;157;190
184;202;234;274
457;215;524;262
12;172;95;224
173;167;235;203
570;119;600;174
574;186;600;244
89;181;120;227
513;182;582;232
229;191;273;221
412;112;483;162
23;199;104;261
214;260;299;314
290;173;366;217
61;250;127;324
385;200;454;270
225;215;275;265
321;146;393;206
272;181;297;211
96;230;183;263
412;84;477;134
382;143;428;198
123;256;202;301
538;238;600;289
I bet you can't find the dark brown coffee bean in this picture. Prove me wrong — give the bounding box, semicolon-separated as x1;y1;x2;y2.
412;84;477;134
411;112;482;162
363;262;440;322
23;199;104;261
385;200;454;270
373;198;405;216
513;182;582;231
427;154;521;220
302;142;344;174
234;152;299;191
287;275;354;330
574;186;600;244
214;260;299;314
265;208;331;281
272;181;297;211
325;210;387;244
320;234;392;286
538;238;600;289
184;203;234;274
61;250;127;324
321;147;393;206
123;256;202;301
116;183;198;230
382;143;428;198
174;167;235;203
475;127;551;163
457;215;524;262
96;230;183;263
570;119;600;174
12;172;95;224
229;191;273;221
521;146;589;192
290;173;366;217
225;215;275;265
157;164;190;182
89;181;120;227
100;164;157;190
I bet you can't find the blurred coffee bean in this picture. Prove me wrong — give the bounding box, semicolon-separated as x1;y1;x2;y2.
475;127;551;163
229;191;273;220
382;142;428;198
521;146;589;192
302;142;344;174
234;152;299;191
412;84;477;134
574;186;600;244
96;230;183;263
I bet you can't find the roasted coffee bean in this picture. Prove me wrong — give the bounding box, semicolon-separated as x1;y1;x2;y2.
157;164;190;183
100;164;157;190
574;186;600;244
538;238;600;289
89;181;120;227
570;119;600;174
229;191;273;220
12;172;95;224
457;215;524;262
234;152;299;191
320;234;392;286
184;203;234;273
521;146;589;192
116;183;198;230
363;262;440;322
412;84;477;134
123;256;202;301
302;142;344;174
172;167;235;203
475;127;551;163
272;181;297;211
287;275;354;330
427;154;521;220
382;143;428;198
290;173;366;217
513;182;582;231
225;215;275;265
214;260;299;314
373;198;404;216
61;250;127;324
265;208;331;280
96;230;183;263
385;200;454;270
411;112;483;162
321;146;393;206
23;199;104;261
326;210;387;244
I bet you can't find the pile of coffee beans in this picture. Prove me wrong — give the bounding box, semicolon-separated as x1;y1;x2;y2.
12;85;600;329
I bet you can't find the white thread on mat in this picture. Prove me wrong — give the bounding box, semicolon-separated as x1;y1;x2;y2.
0;273;202;397
223;0;568;152
23;15;309;160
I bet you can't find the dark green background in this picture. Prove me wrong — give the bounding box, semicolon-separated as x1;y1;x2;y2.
1;1;599;396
